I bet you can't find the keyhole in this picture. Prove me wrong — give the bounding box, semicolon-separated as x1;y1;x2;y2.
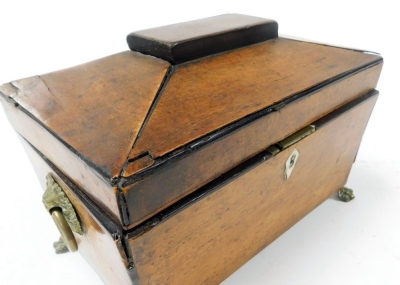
289;154;296;168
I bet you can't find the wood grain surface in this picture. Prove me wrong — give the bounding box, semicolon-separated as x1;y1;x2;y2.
0;94;122;222
127;14;278;64
3;51;170;179
0;51;169;223
122;63;382;228
0;37;383;229
128;94;378;285
130;14;274;45
129;38;382;160
18;136;133;285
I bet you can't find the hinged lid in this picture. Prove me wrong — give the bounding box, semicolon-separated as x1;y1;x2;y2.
0;14;383;227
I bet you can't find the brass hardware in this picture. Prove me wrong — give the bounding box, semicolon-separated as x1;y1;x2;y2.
43;174;83;234
54;236;69;254
43;174;83;253
284;148;300;180
338;187;355;202
266;145;280;156
272;101;285;111
53;236;71;254
277;125;316;150
51;209;78;252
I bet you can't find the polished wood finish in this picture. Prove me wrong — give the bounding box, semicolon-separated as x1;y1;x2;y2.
18;136;132;285
2;51;170;179
0;36;382;228
0;51;169;223
122;62;382;228
0;24;382;229
0;14;385;285
122;154;155;178
127;14;278;64
0;94;122;221
129;38;381;160
129;94;378;285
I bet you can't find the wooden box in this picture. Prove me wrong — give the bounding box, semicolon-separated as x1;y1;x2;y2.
0;14;383;284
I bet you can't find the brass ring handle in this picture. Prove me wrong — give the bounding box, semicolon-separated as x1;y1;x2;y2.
51;209;78;252
43;174;83;254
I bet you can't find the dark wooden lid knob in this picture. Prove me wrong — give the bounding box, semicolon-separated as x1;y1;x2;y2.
127;14;278;64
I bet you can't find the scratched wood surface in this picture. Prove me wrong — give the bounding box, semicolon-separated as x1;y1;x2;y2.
0;94;122;222
0;51;170;223
128;94;378;285
129;38;382;160
2;51;170;179
127;14;278;64
18;136;133;285
122;63;382;228
0;36;382;229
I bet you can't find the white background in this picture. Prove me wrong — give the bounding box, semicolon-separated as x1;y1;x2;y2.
0;1;399;284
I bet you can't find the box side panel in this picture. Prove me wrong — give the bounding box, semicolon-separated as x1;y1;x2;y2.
128;94;378;285
1;51;170;179
18;136;134;285
0;95;122;222
123;62;382;228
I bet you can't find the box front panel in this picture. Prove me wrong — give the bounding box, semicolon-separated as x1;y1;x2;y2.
128;93;378;285
122;63;382;229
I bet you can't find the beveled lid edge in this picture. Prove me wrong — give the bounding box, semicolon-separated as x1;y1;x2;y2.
127;14;278;64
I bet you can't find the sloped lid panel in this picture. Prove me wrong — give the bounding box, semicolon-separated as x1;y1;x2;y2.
129;38;382;160
6;51;170;179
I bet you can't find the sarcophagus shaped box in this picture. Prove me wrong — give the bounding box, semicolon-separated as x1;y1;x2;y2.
0;14;383;285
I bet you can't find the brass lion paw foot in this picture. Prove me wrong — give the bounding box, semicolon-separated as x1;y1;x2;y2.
53;236;69;254
338;187;355;202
